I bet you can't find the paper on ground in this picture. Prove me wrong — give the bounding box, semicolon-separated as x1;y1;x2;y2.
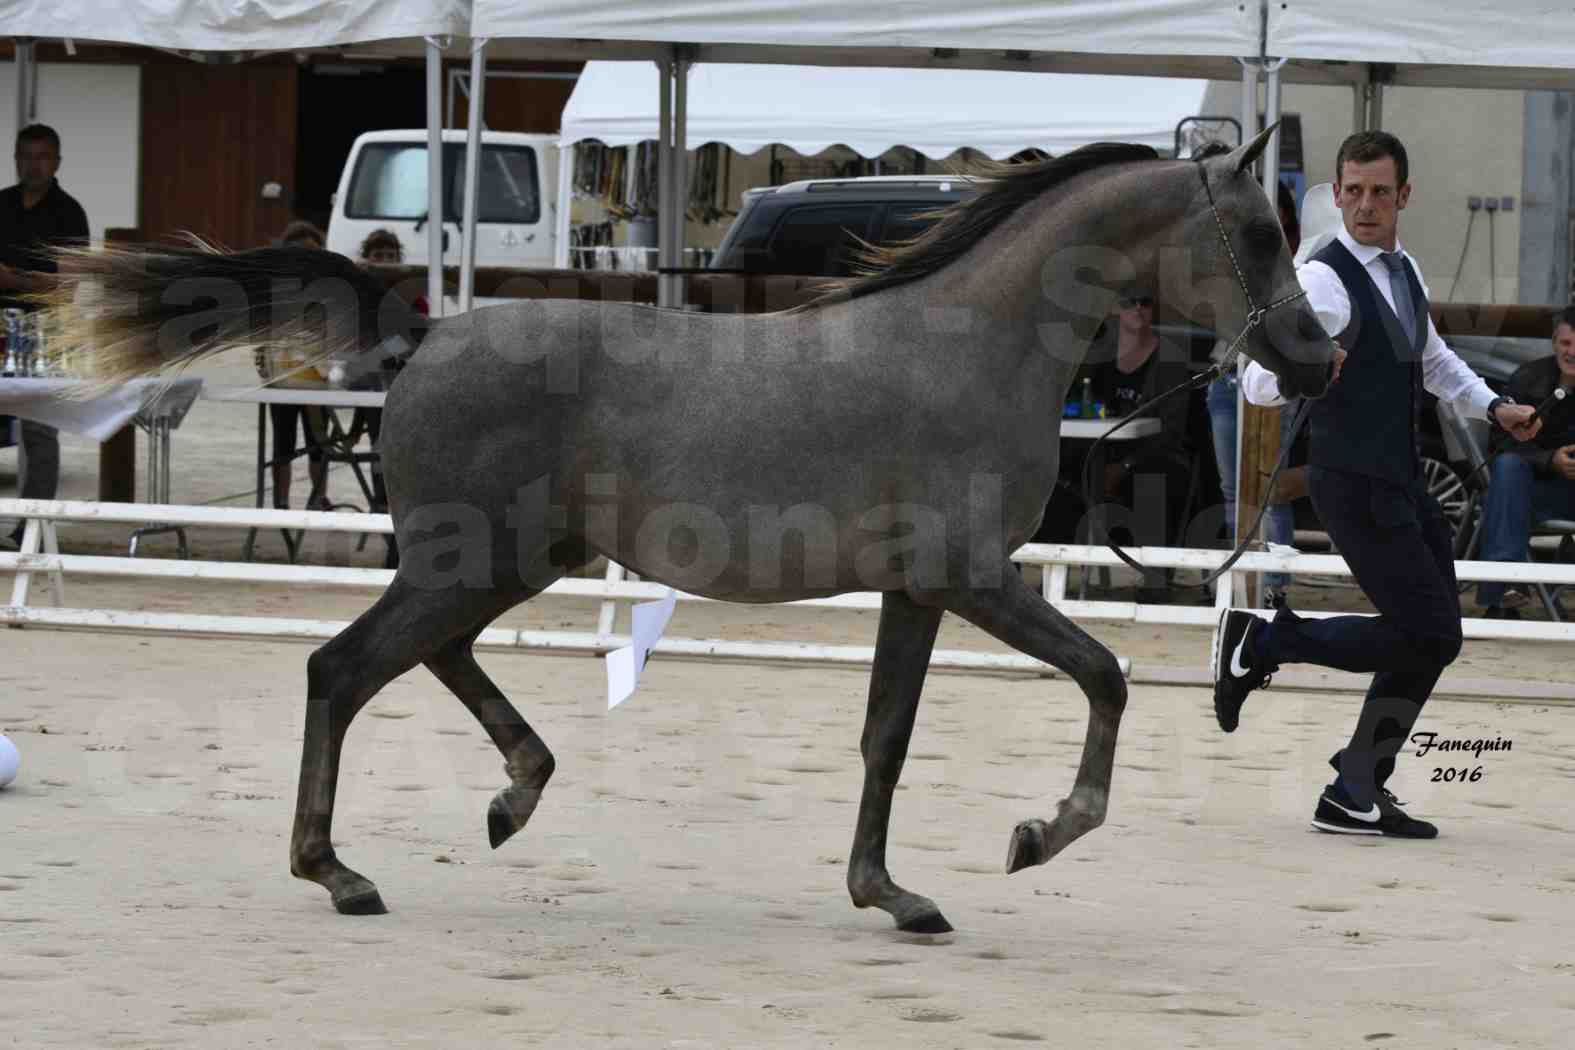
606;588;677;710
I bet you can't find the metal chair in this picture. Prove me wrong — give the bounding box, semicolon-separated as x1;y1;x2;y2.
1436;399;1574;619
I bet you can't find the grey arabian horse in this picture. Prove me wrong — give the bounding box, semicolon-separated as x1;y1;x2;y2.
44;127;1333;934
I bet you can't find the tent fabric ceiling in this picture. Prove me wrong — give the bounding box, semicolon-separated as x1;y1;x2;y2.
473;0;1259;58
11;2;1575;75
1268;1;1575;68
10;2;1575;74
559;62;1213;158
0;1;470;50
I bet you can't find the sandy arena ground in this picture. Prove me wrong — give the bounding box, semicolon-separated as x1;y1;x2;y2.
4;629;1575;1049
4;353;1575;1047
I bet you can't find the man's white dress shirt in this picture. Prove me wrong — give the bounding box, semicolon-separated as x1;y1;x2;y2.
1241;226;1497;422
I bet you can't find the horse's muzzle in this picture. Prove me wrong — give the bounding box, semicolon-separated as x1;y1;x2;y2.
1280;356;1335;401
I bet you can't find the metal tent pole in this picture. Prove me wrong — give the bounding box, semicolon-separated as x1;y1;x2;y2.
1261;59;1285;201
424;38;446;318
671;57;690;308
656;59;673;308
458;38;489;313
14;38;37;131
1234;55;1262;608
554;139;574;269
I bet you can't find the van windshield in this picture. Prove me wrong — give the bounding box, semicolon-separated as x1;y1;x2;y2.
345;142;540;224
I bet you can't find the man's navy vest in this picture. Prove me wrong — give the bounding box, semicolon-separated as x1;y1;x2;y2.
1306;239;1429;485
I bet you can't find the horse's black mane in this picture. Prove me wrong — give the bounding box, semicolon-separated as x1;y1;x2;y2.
797;141;1162;310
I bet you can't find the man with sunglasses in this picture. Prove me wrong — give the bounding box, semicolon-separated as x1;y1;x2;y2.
1210;130;1540;838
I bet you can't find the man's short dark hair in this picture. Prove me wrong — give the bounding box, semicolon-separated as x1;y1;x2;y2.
1335;130;1408;187
15;123;60;154
1553;305;1575;338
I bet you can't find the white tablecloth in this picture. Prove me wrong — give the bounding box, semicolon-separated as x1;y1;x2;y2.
0;377;205;442
199;385;385;408
1061;417;1161;441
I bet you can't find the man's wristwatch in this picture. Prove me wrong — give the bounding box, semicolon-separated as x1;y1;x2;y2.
1487;395;1516;428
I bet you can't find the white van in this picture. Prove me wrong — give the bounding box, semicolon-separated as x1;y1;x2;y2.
326;129;559;276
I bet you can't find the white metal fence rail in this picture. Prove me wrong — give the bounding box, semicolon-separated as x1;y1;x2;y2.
4;500;1574;674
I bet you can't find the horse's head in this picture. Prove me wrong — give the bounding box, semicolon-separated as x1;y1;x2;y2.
1172;126;1337;400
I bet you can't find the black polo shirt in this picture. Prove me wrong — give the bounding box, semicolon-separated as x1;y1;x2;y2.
0;179;89;311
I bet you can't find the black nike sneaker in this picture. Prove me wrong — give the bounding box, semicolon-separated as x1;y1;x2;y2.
1310;782;1438;838
1211;608;1273;733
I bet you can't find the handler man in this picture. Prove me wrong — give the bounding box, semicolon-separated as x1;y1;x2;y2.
1210;131;1541;837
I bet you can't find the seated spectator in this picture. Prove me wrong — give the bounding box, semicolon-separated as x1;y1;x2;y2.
277;219;324;251
358;227;429;315
360;227;402;264
1083;294;1196;600
1476;306;1575;618
2;123;90;549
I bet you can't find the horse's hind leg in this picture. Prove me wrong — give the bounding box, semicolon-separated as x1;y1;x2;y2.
424;628;555;850
847;590;951;933
291;576;518;915
940;569;1127;874
424;545;582;848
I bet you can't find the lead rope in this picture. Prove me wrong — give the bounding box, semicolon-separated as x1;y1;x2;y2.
1079;163;1326;588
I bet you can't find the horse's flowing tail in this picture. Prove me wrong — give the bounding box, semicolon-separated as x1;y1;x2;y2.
35;240;420;388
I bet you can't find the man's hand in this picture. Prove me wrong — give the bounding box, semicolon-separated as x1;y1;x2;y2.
1274;345;1346;402
1554;445;1575;482
1494;402;1542;442
1329;346;1347;385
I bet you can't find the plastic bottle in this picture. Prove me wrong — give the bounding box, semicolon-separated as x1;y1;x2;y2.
1080;377;1094;419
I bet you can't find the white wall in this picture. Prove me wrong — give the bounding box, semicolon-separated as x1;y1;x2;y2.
1203;80;1525;304
0;62;140;244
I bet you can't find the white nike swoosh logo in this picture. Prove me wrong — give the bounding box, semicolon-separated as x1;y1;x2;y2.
1328;797;1381;822
1229;633;1252;678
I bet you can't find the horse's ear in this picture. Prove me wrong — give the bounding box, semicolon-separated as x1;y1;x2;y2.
1225;122;1280;176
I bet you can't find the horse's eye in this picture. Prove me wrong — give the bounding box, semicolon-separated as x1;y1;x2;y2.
1242;220;1284;255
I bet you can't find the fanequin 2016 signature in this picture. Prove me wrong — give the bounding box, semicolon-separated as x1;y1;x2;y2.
1411;732;1512;783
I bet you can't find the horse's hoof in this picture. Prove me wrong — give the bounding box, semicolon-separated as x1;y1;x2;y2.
1005;819;1050;874
487;798;515;850
897;910;954;935
333;888;388;916
487;785;545;850
487;787;537;849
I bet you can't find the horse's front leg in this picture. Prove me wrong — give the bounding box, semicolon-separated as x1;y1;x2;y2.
847;590;951;933
942;569;1128;873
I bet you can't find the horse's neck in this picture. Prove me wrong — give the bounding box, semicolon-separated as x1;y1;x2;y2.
907;171;1170;392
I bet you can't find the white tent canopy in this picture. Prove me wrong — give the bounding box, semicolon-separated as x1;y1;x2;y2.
1268;0;1575;69
1;0;470;51
559;62;1212;159
473;0;1258;58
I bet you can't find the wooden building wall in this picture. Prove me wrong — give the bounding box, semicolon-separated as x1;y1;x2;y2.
139;60;300;250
